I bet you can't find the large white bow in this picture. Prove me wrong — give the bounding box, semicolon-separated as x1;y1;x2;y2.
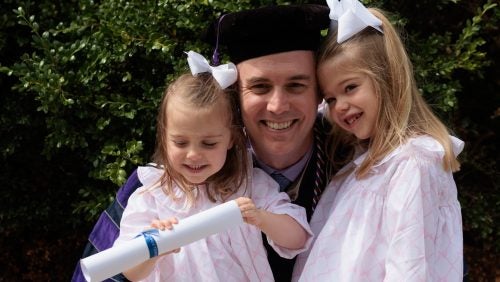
326;0;383;43
185;51;238;89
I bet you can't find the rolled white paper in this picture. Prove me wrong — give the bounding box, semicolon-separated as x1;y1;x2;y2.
81;200;243;282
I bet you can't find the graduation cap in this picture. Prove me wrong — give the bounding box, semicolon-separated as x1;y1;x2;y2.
204;4;331;65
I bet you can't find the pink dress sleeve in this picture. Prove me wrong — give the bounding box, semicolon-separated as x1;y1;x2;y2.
384;148;463;281
113;186;160;246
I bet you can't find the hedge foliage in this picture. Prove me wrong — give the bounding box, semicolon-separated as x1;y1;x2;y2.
1;0;498;280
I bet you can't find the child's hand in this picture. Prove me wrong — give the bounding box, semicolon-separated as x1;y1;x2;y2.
236;197;264;228
151;217;178;231
150;217;181;255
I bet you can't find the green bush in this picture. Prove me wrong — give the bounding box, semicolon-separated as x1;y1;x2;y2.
1;0;498;280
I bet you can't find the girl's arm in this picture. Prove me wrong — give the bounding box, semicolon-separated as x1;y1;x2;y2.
236;197;308;249
123;218;180;281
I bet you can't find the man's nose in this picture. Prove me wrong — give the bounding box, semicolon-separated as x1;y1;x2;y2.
267;88;290;114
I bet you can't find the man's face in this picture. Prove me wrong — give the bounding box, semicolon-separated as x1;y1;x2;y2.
237;50;320;169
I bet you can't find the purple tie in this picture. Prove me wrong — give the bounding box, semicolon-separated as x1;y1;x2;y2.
271;172;291;192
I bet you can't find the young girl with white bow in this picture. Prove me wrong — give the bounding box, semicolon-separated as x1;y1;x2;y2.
114;51;312;281
293;2;464;281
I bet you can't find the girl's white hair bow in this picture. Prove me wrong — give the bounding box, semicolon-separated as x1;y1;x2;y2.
326;0;383;43
185;51;238;89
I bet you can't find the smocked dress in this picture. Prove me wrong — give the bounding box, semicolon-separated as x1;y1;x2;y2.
293;135;464;282
114;165;313;282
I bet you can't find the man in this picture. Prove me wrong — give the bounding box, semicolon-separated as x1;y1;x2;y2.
72;4;332;282
204;5;331;281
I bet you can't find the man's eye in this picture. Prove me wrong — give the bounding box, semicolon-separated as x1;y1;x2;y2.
286;83;307;93
250;84;271;94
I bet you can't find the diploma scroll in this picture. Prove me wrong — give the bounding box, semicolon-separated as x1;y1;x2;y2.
80;200;243;282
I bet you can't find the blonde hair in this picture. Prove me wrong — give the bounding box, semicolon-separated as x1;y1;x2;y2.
152;72;248;205
319;8;460;179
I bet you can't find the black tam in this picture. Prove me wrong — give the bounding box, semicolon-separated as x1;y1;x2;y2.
204;4;330;64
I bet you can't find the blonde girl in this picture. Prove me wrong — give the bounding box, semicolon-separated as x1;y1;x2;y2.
115;52;312;281
293;3;463;281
